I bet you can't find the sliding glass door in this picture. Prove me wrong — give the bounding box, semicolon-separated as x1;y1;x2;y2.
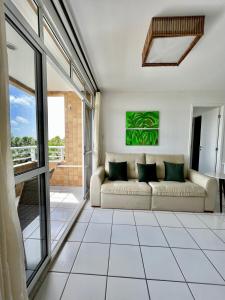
6;20;50;284
5;0;95;290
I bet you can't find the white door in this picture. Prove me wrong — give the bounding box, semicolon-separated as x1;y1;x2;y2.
198;107;220;174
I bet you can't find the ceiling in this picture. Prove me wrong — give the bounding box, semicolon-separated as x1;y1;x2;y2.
68;0;225;92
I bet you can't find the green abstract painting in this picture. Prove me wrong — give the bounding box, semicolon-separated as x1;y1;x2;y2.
126;129;159;146
126;111;159;129
126;111;159;146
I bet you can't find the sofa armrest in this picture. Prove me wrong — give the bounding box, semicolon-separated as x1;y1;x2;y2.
188;169;218;212
90;166;105;207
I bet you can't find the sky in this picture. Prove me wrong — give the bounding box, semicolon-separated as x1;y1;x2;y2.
48;96;65;139
9;85;65;139
9;84;37;138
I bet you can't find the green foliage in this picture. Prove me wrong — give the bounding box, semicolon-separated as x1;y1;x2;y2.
11;136;37;147
126;111;159;129
126;129;159;146
11;136;37;165
48;136;64;146
48;136;65;161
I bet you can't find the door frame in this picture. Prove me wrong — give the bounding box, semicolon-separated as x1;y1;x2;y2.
188;104;225;174
5;17;51;292
82;100;93;198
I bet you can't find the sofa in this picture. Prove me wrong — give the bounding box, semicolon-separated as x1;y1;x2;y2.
90;153;218;212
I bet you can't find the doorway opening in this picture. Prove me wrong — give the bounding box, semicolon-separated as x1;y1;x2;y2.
190;106;222;174
47;60;84;251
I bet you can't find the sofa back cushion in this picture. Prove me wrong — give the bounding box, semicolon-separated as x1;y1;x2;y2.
145;154;187;179
105;152;145;179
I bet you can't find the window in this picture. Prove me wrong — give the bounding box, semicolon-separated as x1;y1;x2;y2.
7;22;40;174
11;0;39;34
10;83;38;173
44;19;70;75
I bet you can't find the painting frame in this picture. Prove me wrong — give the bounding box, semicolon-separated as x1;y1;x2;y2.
126;111;160;146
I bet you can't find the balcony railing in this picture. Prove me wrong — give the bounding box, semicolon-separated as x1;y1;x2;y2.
11;145;65;164
48;146;65;162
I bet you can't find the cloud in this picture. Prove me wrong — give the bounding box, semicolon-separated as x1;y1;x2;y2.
10;95;33;106
10;120;18;126
15;116;29;124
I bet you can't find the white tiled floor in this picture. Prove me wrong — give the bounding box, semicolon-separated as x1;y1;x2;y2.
34;205;225;300
148;280;193;300
107;277;149;300
111;224;138;245
162;227;199;249
108;244;145;278
142;246;184;281
72;242;110;275
137;225;168;247
50;242;80;273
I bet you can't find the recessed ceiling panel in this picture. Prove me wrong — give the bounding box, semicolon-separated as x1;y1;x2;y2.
147;36;196;64
142;16;205;67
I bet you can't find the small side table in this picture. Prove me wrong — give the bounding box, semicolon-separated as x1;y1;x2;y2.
205;172;225;213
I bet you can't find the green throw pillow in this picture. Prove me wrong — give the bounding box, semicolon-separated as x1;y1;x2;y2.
137;163;158;182
164;161;185;182
108;161;128;181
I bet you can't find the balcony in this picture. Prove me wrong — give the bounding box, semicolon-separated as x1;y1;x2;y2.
11;145;65;165
12;144;82;186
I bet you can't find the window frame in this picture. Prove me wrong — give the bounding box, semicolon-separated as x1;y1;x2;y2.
6;17;51;288
5;0;96;100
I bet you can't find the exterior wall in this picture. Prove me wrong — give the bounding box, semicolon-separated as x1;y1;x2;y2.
49;91;83;186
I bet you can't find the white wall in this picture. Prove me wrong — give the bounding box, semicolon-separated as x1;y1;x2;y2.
101;91;225;167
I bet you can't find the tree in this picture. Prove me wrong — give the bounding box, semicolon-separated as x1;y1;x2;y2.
48;136;64;146
11;136;36;147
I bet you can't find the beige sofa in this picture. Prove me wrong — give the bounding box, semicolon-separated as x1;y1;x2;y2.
90;153;218;212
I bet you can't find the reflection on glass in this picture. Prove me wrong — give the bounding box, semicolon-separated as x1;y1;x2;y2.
44;19;70;75
16;175;47;281
11;0;39;34
6;22;39;174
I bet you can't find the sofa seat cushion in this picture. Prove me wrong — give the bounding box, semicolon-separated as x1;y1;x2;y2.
101;179;151;196
149;180;205;197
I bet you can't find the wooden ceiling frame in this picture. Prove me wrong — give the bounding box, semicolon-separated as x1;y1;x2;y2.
142;16;205;67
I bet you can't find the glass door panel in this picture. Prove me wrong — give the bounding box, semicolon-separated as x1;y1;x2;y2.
18;174;47;280
11;0;39;35
7;22;40;174
46;59;84;251
6;21;49;284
